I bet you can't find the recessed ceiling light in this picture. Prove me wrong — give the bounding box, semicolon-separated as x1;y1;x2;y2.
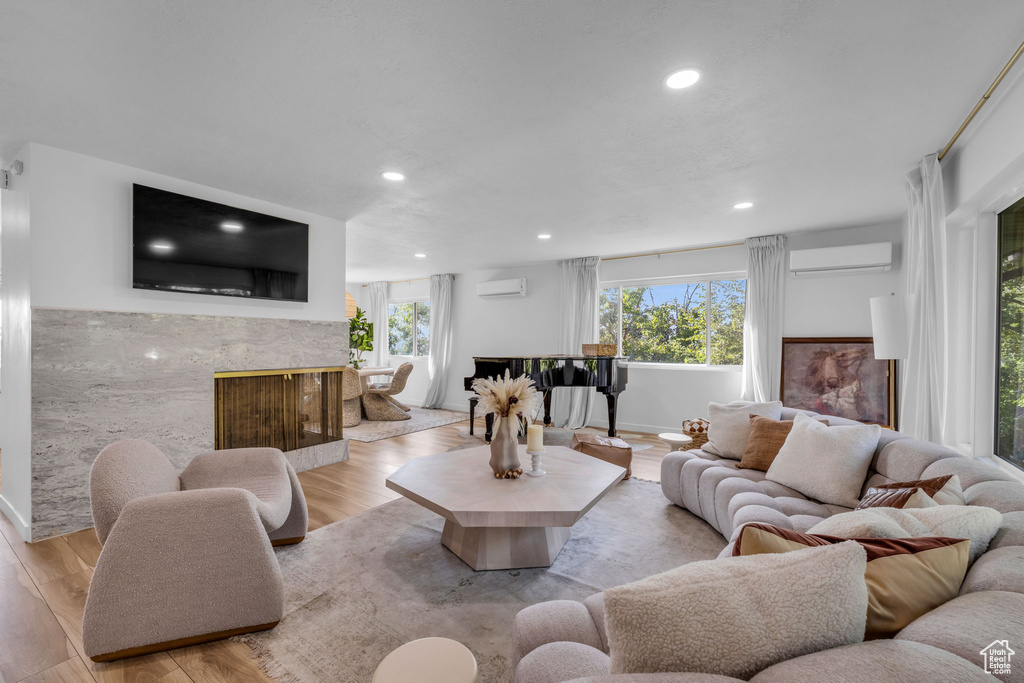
414;253;426;258
382;171;405;181
733;202;754;210
220;222;243;232
537;234;552;239
150;241;174;251
665;69;701;89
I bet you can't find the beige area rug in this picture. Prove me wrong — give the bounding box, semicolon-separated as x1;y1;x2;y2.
236;479;725;683
343;407;469;442
452;425;654;452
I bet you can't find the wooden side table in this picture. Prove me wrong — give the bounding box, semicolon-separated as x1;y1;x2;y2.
373;637;478;683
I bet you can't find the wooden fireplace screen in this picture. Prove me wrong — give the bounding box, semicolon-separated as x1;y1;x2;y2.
214;367;345;452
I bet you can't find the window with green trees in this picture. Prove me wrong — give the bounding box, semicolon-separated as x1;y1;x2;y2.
388;300;430;356
996;196;1024;467
599;278;746;365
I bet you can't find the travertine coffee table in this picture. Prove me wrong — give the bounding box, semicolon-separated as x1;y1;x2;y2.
386;445;626;570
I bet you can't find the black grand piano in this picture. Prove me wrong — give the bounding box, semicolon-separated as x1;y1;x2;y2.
464;355;628;441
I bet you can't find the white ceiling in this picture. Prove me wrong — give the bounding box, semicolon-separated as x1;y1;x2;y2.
2;1;1023;282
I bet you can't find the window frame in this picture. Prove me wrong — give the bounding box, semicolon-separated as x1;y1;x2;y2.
599;271;747;370
387;297;431;358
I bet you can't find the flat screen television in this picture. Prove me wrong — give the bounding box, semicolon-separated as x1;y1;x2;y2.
132;184;310;302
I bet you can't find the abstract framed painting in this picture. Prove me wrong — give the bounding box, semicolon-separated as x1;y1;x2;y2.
780;337;897;429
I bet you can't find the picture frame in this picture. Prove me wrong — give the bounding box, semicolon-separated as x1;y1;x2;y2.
780;337;897;429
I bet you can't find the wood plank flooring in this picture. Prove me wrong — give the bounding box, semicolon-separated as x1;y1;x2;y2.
0;418;670;682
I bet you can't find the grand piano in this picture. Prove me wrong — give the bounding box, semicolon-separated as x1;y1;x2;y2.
464;355;628;441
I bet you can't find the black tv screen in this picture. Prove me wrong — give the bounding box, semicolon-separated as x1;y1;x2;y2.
132;184;310;302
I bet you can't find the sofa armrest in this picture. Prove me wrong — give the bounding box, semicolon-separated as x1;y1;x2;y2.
513;599;605;668
83;488;284;661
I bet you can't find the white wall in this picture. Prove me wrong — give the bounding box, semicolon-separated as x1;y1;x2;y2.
0;144;34;538
27;144;347;320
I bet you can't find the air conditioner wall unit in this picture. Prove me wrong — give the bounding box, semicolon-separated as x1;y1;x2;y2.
789;242;893;277
476;278;527;298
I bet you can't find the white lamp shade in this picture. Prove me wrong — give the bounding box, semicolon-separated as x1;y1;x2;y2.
870;294;907;360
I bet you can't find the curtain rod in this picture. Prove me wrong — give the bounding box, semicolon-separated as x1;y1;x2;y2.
600;242;745;262
938;37;1024;162
362;276;450;287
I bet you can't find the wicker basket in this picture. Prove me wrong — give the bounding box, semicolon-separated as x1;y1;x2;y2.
682;417;710;451
582;343;618;357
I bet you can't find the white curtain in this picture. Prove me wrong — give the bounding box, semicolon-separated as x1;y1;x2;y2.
901;154;953;444
367;281;389;367
741;235;786;402
555;256;600;428
423;273;455;409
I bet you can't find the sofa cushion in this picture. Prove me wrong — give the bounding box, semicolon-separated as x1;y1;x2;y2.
515;642;610;683
990;511;1024;551
566;675;745;683
737;416;822;472
766;414;881;508
896;591;1024;680
749;641;991;682
856;474;963;510
921;457;1018;489
872;439;961;483
808;505;1002;565
704;401;783;458
603;542;868;678
734;523;969;639
960;546;1024;596
964;480;1024;514
513;600;605;667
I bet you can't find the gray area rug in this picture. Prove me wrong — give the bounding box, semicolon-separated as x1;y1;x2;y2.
236;479;725;683
343;407;469;442
452;425;653;452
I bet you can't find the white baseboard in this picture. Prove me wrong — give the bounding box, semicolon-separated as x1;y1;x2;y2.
0;495;31;542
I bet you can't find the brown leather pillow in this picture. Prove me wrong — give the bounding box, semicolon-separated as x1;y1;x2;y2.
857;475;955;510
737;415;826;472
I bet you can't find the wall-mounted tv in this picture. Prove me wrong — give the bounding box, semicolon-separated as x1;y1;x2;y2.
132;184;310;302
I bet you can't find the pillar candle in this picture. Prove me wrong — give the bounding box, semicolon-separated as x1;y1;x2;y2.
526;424;544;451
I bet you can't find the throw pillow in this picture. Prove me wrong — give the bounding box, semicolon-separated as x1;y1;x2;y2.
807;504;1002;565
765;413;882;507
703;401;783;458
857;474;965;510
734;522;970;639
737;415;828;472
603;541;868;678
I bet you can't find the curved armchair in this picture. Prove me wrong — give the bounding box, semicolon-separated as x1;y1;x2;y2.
84;439;308;660
342;366;363;428
365;362;414;419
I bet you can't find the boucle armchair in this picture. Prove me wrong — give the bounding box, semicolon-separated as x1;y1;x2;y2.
83;439;307;661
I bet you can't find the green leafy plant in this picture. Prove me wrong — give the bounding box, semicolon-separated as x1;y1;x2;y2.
349;307;374;369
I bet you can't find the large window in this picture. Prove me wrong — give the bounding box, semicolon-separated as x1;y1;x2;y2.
388;300;430;357
599;277;746;366
997;196;1024;467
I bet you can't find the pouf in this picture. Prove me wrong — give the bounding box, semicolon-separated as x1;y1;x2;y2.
570;432;632;478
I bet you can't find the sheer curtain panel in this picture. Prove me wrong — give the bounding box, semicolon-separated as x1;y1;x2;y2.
423;274;455;409
556;256;600;429
367;281;389;367
741;235;786;402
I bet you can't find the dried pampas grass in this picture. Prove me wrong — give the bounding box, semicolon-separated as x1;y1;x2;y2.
471;370;542;433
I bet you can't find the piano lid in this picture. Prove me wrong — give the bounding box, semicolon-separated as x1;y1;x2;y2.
472;354;628;361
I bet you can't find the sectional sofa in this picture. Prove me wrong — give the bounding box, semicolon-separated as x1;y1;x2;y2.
513;407;1024;682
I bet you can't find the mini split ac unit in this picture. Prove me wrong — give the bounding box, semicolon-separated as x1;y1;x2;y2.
476;278;527;298
789;242;893;277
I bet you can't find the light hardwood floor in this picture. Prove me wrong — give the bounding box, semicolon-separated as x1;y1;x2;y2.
0;419;670;682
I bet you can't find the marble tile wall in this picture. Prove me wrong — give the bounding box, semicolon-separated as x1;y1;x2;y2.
31;307;350;539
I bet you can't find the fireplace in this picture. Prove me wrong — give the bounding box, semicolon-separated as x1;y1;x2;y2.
214;367;345;452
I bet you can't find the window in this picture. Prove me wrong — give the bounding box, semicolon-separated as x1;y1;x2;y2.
388;300;430;356
599;277;746;366
996;196;1024;466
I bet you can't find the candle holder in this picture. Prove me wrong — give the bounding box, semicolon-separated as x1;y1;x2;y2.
526;448;546;477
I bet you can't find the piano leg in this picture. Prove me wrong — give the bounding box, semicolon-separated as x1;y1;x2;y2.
543;390;553;426
606;392;621;437
485;412;495;443
468;396;478;436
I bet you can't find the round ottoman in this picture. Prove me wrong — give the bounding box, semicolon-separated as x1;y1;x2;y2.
373;637;478;683
658;432;694;451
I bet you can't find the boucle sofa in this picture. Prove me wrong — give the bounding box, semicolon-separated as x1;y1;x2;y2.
514;407;1024;682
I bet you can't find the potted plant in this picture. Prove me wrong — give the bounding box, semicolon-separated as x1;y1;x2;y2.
349;307;374;369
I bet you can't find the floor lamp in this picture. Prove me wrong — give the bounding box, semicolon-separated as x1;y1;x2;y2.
870;293;908;430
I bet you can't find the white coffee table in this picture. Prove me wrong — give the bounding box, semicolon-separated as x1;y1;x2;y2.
386;446;626;570
373;637;477;683
658;432;694;451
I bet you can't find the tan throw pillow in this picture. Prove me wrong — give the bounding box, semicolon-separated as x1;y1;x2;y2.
738;415;828;472
734;522;970;639
704;401;783;458
765;413;881;507
603;541;868;678
857;475;962;510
